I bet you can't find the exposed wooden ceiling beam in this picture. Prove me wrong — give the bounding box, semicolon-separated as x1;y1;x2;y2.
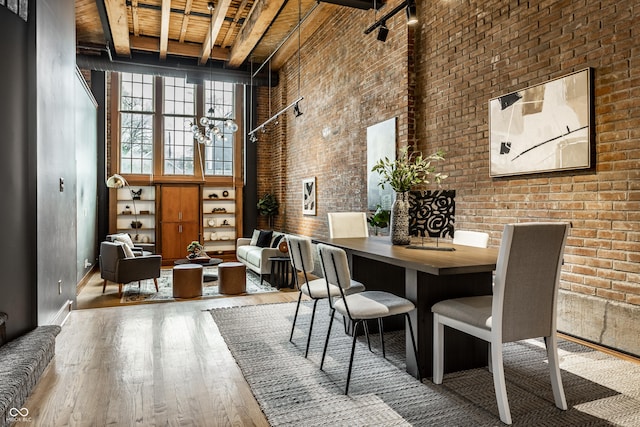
178;0;195;43
104;0;131;56
228;0;288;68
221;0;249;48
200;0;233;65
131;0;140;37
271;3;336;70
158;0;172;59
131;35;230;61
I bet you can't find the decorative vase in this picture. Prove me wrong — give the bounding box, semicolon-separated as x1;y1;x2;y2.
390;192;411;245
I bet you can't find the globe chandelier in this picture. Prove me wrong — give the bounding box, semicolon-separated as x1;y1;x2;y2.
184;1;238;146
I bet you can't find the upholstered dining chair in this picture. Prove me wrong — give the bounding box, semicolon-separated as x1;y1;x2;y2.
99;241;162;295
452;229;490;248
432;222;569;425
317;243;419;394
327;212;369;238
287;235;366;358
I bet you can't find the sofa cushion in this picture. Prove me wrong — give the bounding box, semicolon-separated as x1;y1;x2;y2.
256;230;273;248
244;247;264;267
271;234;284;248
111;233;135;248
249;229;261;246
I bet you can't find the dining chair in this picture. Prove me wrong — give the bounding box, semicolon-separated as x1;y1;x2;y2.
317;243;419;394
432;222;569;425
452;229;490;248
327;212;369;238
287;235;365;358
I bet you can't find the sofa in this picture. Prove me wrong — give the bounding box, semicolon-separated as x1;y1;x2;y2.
236;230;288;285
0;312;60;427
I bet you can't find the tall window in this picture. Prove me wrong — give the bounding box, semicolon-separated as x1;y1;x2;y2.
163;77;196;175
204;81;235;176
119;73;154;174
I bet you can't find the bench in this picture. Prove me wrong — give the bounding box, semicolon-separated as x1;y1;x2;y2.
0;312;60;427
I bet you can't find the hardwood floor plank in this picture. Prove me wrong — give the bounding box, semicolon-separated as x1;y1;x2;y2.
19;292;298;426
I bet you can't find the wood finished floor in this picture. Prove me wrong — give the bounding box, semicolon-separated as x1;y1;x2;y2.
19;291;300;426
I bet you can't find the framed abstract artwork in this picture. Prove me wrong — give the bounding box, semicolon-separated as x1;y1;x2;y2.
409;190;456;238
302;177;316;215
489;68;593;177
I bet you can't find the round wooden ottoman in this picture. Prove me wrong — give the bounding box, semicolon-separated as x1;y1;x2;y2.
218;262;246;295
172;264;203;298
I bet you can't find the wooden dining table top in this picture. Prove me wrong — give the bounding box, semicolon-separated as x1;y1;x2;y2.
314;236;498;276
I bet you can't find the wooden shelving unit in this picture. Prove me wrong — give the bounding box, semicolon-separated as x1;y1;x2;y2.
202;186;237;256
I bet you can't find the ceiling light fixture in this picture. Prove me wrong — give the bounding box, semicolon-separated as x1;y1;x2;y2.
363;0;418;36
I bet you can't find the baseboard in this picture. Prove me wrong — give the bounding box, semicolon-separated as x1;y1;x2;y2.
50;300;73;327
76;264;97;294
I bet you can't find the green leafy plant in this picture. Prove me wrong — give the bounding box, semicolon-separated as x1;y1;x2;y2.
372;147;447;192
186;241;204;258
368;205;391;235
257;193;279;228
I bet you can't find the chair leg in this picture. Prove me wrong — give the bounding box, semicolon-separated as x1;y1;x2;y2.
153;278;159;292
545;335;568;410
138;280;141;289
488;343;493;373
289;292;303;342
432;313;444;384
405;313;420;379
378;318;386;358
305;299;319;358
345;320;362;395
490;340;512;425
102;279;107;293
320;308;336;370
363;321;372;352
118;283;123;295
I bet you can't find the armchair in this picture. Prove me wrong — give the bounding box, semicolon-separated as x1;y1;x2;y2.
99;241;162;294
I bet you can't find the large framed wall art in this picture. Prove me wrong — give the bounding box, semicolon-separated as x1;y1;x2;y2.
489;68;593;177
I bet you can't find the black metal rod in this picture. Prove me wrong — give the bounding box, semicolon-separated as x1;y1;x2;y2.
363;0;408;34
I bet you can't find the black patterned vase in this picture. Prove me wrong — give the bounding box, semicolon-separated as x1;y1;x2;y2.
390;192;411;245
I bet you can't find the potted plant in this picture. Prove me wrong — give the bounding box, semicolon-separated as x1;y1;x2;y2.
367;205;390;236
372;147;446;245
186;241;205;259
257;193;279;229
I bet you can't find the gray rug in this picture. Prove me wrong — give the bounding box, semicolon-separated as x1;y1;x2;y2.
209;300;640;426
120;268;276;303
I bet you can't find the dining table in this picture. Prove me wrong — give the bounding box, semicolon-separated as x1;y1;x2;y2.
313;236;498;379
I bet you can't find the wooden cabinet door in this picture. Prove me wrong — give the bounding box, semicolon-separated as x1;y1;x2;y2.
160;185;202;261
180;186;200;222
161;186;182;222
161;222;183;260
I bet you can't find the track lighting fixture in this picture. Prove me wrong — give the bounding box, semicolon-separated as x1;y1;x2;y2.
364;0;418;36
406;0;418;25
377;23;389;42
293;102;303;117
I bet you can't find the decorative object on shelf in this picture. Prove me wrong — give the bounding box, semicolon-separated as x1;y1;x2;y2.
372;147;447;245
367;204;391;236
222;219;230;226
257;193;279;228
210;232;218;241
123;205;132;215
222;190;229;197
208;218;216;227
140;210;150;215
212;207;227;213
302;178;316;216
107;173;140;240
131;221;143;229
184;3;238;147
208;193;218;199
131;188;142;200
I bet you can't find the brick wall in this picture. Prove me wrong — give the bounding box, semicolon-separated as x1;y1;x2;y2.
260;0;640;354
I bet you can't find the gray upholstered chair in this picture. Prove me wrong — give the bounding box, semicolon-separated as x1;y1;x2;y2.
317;243;419;394
452;229;489;248
432;222;569;425
327;212;369;238
99;241;162;295
287;235;365;358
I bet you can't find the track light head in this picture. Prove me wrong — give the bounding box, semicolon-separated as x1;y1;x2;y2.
406;0;418;25
293;102;303;117
377;24;389;42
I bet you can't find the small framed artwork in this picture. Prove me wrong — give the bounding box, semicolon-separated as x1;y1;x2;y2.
302;177;316;216
489;68;593;177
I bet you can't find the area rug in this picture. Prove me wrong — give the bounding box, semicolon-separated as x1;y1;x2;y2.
120;268;276;303
209;300;640;426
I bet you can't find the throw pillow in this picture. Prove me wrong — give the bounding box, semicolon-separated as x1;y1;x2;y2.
249;229;261;246
112;233;135;248
271;234;284;248
256;230;273;248
116;241;135;258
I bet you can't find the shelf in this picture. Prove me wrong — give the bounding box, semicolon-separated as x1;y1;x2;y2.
119;213;155;216
204;226;234;229
203;198;235;201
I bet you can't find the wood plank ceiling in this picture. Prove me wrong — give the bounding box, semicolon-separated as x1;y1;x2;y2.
76;0;383;71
